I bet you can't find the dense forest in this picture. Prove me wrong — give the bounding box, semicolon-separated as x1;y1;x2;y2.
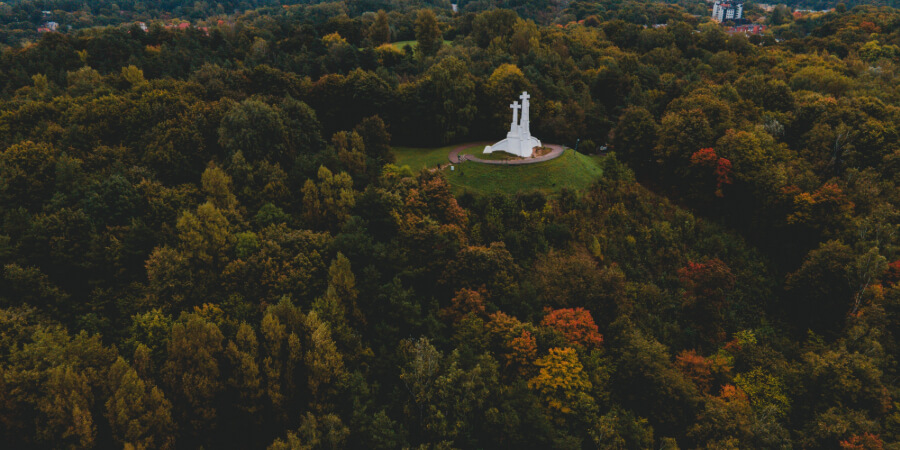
1;0;900;448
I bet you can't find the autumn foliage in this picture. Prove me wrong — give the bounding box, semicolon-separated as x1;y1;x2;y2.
541;307;604;349
841;433;885;450
675;349;732;394
506;330;538;374
885;260;900;285
440;288;487;322
3;2;900;449
690;147;732;197
528;347;593;418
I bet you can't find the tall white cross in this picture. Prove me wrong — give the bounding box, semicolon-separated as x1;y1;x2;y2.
510;101;520;129
519;91;531;134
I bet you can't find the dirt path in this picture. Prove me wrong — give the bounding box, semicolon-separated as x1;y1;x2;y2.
448;142;566;165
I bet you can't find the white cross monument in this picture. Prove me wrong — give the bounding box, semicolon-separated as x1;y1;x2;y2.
484;91;542;158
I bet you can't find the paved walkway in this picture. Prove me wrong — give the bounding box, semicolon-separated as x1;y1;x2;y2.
448;142;566;165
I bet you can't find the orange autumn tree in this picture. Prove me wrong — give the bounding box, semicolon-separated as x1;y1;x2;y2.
674;349;732;394
439;288;487;323
841;433;884;450
541;307;604;349
487;312;538;374
784;182;855;234
506;330;538;375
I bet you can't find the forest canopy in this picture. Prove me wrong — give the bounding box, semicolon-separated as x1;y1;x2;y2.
1;0;900;448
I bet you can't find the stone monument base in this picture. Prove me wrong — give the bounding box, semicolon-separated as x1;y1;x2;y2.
484;136;542;158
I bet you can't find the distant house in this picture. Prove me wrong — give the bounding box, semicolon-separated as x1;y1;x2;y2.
37;21;58;33
165;22;191;30
726;24;767;35
160;22;211;35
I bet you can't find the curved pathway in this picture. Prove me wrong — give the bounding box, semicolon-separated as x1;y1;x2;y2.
448;142;566;165
448;142;491;164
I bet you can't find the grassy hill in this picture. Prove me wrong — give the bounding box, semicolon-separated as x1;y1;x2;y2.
393;145;604;195
393;144;455;170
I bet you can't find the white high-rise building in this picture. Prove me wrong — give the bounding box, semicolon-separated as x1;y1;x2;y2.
712;0;744;22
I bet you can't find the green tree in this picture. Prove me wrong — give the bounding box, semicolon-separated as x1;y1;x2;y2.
612;106;659;167
786;240;857;334
0;141;60;210
304;310;348;406
612;329;700;437
354;115;394;164
224;322;265;440
218;99;287;162
121;65;147;88
280;96;325;155
105;357;176;449
312;253;367;355
162;313;225;442
259;302;304;420
369;10;391;46
301;166;356;232
412;56;477;144
415;10;442;57
201;163;239;213
331;131;367;181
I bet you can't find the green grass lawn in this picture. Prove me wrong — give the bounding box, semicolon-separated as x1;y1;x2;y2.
445;149;604;195
393;145;604;195
393;144;455;170
459;145;521;161
391;40;453;51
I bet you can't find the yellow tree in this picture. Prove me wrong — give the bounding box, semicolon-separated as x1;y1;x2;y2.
485;64;531;134
528;347;595;423
301;166;355;232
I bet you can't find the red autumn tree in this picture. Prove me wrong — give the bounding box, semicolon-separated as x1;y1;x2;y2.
690;147;733;197
541;308;604;349
690;147;718;166
884;260;900;285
